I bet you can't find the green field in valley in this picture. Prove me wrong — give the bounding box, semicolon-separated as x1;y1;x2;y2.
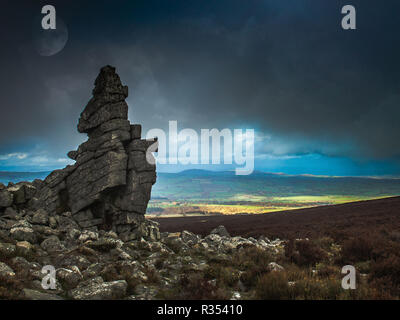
148;170;400;216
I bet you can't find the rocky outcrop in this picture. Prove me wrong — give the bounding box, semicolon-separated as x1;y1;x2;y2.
0;66;158;241
0;216;285;300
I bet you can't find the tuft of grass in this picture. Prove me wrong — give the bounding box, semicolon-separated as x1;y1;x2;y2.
340;237;373;263
160;273;229;300
369;255;400;297
231;247;273;287
285;239;327;267
204;264;240;288
255;272;291;300
143;266;161;285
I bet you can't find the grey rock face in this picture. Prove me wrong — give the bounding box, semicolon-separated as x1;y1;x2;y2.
10;221;37;244
7;183;36;205
31;209;49;225
210;225;231;238
34;65;158;239
57;266;83;290
181;230;200;245
268;262;285;272
0;243;16;258
15;241;35;258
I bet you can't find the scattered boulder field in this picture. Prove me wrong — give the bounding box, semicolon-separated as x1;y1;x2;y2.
0;209;286;300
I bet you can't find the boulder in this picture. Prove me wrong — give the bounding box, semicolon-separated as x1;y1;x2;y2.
0;242;16;258
40;236;65;252
69;277;127;300
181;230;200;245
31;209;49;225
82;263;104;280
0;262;15;279
15;241;35;258
10;221;37;243
22;289;64;300
86;237;121;252
78;230;99;242
8;184;26;204
57;266;83;290
3;207;18;218
210;225;230;238
0;189;13;208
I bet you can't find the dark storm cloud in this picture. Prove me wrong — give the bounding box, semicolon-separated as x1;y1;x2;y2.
1;0;400;165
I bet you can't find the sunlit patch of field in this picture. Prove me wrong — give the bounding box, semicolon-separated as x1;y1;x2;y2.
193;204;311;215
227;194;270;202
148;171;400;217
147;194;397;217
274;195;394;205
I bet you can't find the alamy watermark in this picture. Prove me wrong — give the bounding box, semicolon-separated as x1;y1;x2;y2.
145;121;255;175
41;265;56;290
341;265;356;290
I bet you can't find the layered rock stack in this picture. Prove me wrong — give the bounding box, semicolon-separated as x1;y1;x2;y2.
33;65;159;241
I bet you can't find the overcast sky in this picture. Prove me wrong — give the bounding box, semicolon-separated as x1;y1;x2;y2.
1;0;400;175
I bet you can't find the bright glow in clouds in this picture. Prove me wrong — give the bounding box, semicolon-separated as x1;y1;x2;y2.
146;121;254;175
0;153;28;160
0;150;74;172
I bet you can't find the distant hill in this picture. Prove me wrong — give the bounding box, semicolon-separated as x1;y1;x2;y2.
145;169;400;216
0;171;50;185
152;169;400;201
153;196;400;239
2;169;400;213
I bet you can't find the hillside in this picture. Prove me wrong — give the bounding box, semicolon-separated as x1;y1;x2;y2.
149;170;400;216
153;196;400;239
2;169;400;216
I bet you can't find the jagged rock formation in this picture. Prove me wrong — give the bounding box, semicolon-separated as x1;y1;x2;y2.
0;66;287;301
1;66;159;241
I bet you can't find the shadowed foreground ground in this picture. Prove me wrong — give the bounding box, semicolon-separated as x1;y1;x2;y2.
152;196;400;240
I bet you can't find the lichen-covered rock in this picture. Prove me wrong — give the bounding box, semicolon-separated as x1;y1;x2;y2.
82;263;104;280
31;209;49;225
7;184;25;204
181;230;200;245
0;262;15;279
78;230;99;243
69;277;127;300
3;207;18;218
57;266;83;290
40;235;65;252
268;262;284;272
15;241;35;258
0;189;13;208
10;221;37;243
86;237;121;252
0;242;16;258
56;215;79;231
59;254;91;271
210;225;230;238
7;183;36;205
